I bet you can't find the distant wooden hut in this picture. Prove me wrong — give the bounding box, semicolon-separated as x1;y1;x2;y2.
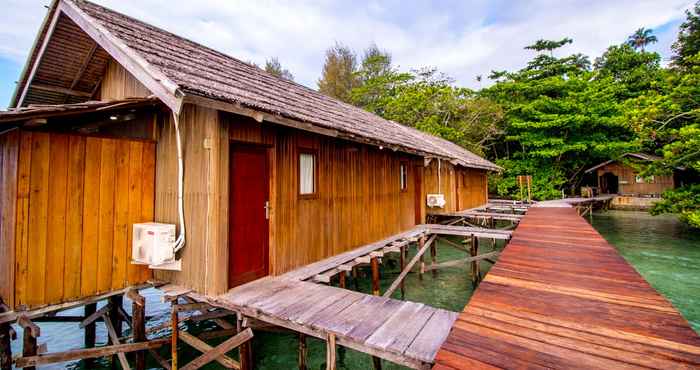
0;0;498;313
585;153;677;197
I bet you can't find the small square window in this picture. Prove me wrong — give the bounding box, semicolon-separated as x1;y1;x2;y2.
400;163;408;191
299;151;316;196
635;175;644;183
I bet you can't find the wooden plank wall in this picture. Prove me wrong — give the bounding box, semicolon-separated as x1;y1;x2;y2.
424;159;458;213
0;129;20;307
11;131;154;310
456;168;489;210
596;162;674;195
99;59;151;100
272;127;417;275
152;104;229;296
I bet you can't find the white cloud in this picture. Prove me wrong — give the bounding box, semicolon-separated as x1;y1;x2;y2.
0;0;695;90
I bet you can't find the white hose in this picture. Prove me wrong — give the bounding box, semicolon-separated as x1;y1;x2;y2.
172;111;186;254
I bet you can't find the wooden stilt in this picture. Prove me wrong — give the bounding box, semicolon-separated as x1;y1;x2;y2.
108;296;123;370
470;235;481;287
418;236;425;280
171;302;179;370
338;271;346;289
371;257;380;296
127;289;146;370
298;333;307;370
237;315;252;370
326;333;336;370
352;267;359;291
18;316;39;370
0;299;11;370
84;302;97;368
430;240;437;277
373;356;382;370
399;245;406;300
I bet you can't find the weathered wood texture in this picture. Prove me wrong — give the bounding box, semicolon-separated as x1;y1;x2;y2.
153;104;229;296
99;59;151;101
596;161;674;195
0;130;19;307
272;127;417;275
10;131;153;310
214;278;458;369
423;160;487;213
434;206;700;369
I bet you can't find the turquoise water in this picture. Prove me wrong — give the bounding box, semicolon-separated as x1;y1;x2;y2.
590;210;700;334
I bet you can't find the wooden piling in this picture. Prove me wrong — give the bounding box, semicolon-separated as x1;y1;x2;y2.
338;271;346;289
171;302;178;370
298;333;307;370
371;257;380;296
237;315;252;370
430;240;437;277
352;267;359;291
108;296;123;370
373;356;382;370
469;235;481;287
127;289;146;370
418;236;425;280
19;316;39;370
0;299;11;370
399;245;406;299
326;333;336;370
84;303;97;348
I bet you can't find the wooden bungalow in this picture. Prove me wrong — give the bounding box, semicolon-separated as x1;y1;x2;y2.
0;0;499;316
584;153;677;196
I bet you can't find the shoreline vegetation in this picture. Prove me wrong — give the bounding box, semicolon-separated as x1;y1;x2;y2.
264;2;700;229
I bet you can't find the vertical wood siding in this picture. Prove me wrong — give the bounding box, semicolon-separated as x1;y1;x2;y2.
596;162;674;195
12;131;154;310
0;129;19;307
271;128;416;275
100;59;151;100
456;168;489;210
153;104;229;296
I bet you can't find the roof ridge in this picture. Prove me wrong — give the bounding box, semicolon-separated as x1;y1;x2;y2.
66;0;500;171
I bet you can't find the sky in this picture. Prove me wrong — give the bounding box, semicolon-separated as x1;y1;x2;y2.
0;0;695;109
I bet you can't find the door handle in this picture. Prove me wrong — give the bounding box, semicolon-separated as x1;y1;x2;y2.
264;201;270;220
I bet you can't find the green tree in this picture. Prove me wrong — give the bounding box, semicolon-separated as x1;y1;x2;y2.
482;38;638;199
264;57;294;81
626;28;658;51
317;43;358;102
672;1;700;68
594;44;662;99
524;38;573;57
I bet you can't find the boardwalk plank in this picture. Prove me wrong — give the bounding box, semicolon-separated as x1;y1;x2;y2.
433;206;700;370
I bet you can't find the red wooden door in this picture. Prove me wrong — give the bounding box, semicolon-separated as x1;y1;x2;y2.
229;144;269;288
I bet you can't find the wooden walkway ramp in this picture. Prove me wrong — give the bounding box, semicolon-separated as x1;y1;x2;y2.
434;205;700;369
203;223;510;369
212;278;457;369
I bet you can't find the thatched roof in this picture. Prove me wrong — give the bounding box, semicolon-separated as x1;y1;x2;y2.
13;0;499;171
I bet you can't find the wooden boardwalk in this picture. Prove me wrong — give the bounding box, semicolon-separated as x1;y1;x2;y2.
434;205;700;369
201;223;510;369
212;278;458;369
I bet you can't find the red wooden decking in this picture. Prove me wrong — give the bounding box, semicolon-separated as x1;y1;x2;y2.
434;206;700;369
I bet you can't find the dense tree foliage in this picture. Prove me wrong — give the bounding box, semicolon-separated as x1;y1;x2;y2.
317;43;358;102
314;2;700;227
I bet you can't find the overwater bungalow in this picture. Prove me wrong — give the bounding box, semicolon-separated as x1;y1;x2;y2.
2;1;700;370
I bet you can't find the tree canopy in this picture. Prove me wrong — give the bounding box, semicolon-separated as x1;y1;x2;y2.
264;57;294;81
314;2;700;227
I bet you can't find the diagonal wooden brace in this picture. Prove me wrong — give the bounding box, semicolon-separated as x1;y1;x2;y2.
180;328;253;370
